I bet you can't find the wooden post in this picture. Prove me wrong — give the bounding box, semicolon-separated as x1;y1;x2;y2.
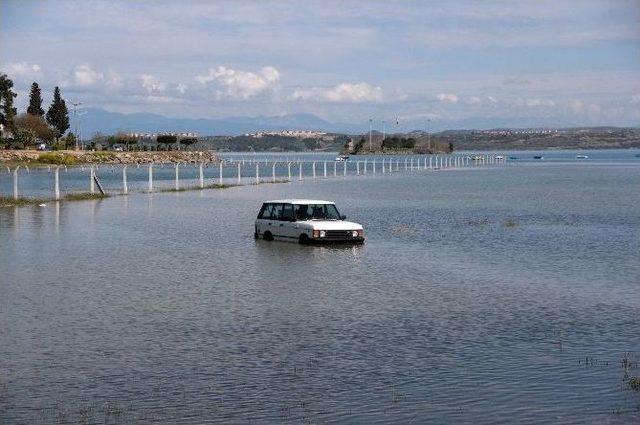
54;167;60;200
148;164;153;192
123;166;128;194
199;163;204;188
12;167;19;200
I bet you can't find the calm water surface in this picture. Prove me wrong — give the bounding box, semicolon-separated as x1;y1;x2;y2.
1;154;639;423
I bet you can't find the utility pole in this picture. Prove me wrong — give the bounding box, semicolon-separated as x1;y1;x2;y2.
69;101;82;150
369;118;372;151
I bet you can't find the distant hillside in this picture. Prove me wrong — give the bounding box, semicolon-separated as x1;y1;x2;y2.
73;108;363;137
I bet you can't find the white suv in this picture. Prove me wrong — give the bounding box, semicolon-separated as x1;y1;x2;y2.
255;199;365;244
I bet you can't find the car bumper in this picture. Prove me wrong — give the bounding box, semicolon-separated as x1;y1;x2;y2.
307;236;365;244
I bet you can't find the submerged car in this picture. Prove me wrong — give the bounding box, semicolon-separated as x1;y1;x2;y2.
255;199;364;244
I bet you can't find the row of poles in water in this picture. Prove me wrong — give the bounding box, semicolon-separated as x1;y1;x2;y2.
3;154;505;200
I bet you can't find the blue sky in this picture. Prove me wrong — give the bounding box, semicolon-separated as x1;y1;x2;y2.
1;0;639;128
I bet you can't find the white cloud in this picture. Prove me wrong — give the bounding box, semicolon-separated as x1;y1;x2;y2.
525;98;556;107
176;83;188;94
3;62;42;79
76;65;102;86
467;96;482;105
569;99;601;114
141;74;166;93
631;94;640;104
437;93;459;103
195;66;280;100
292;82;384;103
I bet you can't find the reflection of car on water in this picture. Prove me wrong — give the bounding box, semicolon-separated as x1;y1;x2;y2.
255;199;364;244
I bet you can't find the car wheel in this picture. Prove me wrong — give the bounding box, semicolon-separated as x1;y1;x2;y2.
254;232;259;239
263;231;274;241
298;234;309;245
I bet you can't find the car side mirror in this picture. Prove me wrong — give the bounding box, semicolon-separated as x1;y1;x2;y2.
340;214;347;220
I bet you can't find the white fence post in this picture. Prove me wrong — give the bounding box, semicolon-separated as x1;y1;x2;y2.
174;163;180;190
54;167;60;200
237;162;242;184
333;161;337;177
299;162;303;180
12;167;19;200
323;161;327;178
287;162;292;181
312;161;316;179
356;161;360;175
373;159;376;174
199;163;204;188
123;166;128;194
343;161;347;176
272;162;276;183
90;166;95;193
148;164;153;192
255;163;260;184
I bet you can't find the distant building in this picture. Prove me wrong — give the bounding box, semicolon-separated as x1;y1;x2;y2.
245;130;327;139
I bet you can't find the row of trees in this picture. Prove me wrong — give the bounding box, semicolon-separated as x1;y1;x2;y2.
0;73;71;149
87;133;199;151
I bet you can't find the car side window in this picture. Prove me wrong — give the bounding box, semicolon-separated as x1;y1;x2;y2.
282;204;294;221
259;203;273;219
271;203;284;220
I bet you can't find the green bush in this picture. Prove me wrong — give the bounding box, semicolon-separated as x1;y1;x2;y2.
36;152;78;165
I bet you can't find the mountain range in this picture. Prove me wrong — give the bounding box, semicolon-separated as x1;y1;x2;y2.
71;108;628;138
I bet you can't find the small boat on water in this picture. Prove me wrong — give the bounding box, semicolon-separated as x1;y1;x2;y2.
576;155;589;159
533;156;544;160
335;155;349;162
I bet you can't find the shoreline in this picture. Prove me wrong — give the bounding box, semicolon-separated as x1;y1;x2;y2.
0;150;220;166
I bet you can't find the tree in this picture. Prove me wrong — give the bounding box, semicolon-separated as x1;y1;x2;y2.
179;137;198;150
15;113;55;146
27;82;45;116
156;134;178;150
115;132;138;151
0;73;17;133
46;86;69;141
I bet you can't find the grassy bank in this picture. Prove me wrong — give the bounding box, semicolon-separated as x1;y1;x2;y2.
0;193;110;207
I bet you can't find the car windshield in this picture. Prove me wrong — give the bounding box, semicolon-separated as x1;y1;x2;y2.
294;204;342;221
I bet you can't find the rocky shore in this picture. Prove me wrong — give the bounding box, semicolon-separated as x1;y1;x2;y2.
0;150;220;165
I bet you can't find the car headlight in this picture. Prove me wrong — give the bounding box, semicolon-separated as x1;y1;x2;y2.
319;230;326;238
352;230;359;237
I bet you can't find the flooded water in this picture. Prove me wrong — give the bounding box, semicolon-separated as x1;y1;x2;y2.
1;151;640;423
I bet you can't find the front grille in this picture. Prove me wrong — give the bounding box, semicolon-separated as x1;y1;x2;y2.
324;230;354;240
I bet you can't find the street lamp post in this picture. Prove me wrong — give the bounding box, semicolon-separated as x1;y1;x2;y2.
69;101;82;150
